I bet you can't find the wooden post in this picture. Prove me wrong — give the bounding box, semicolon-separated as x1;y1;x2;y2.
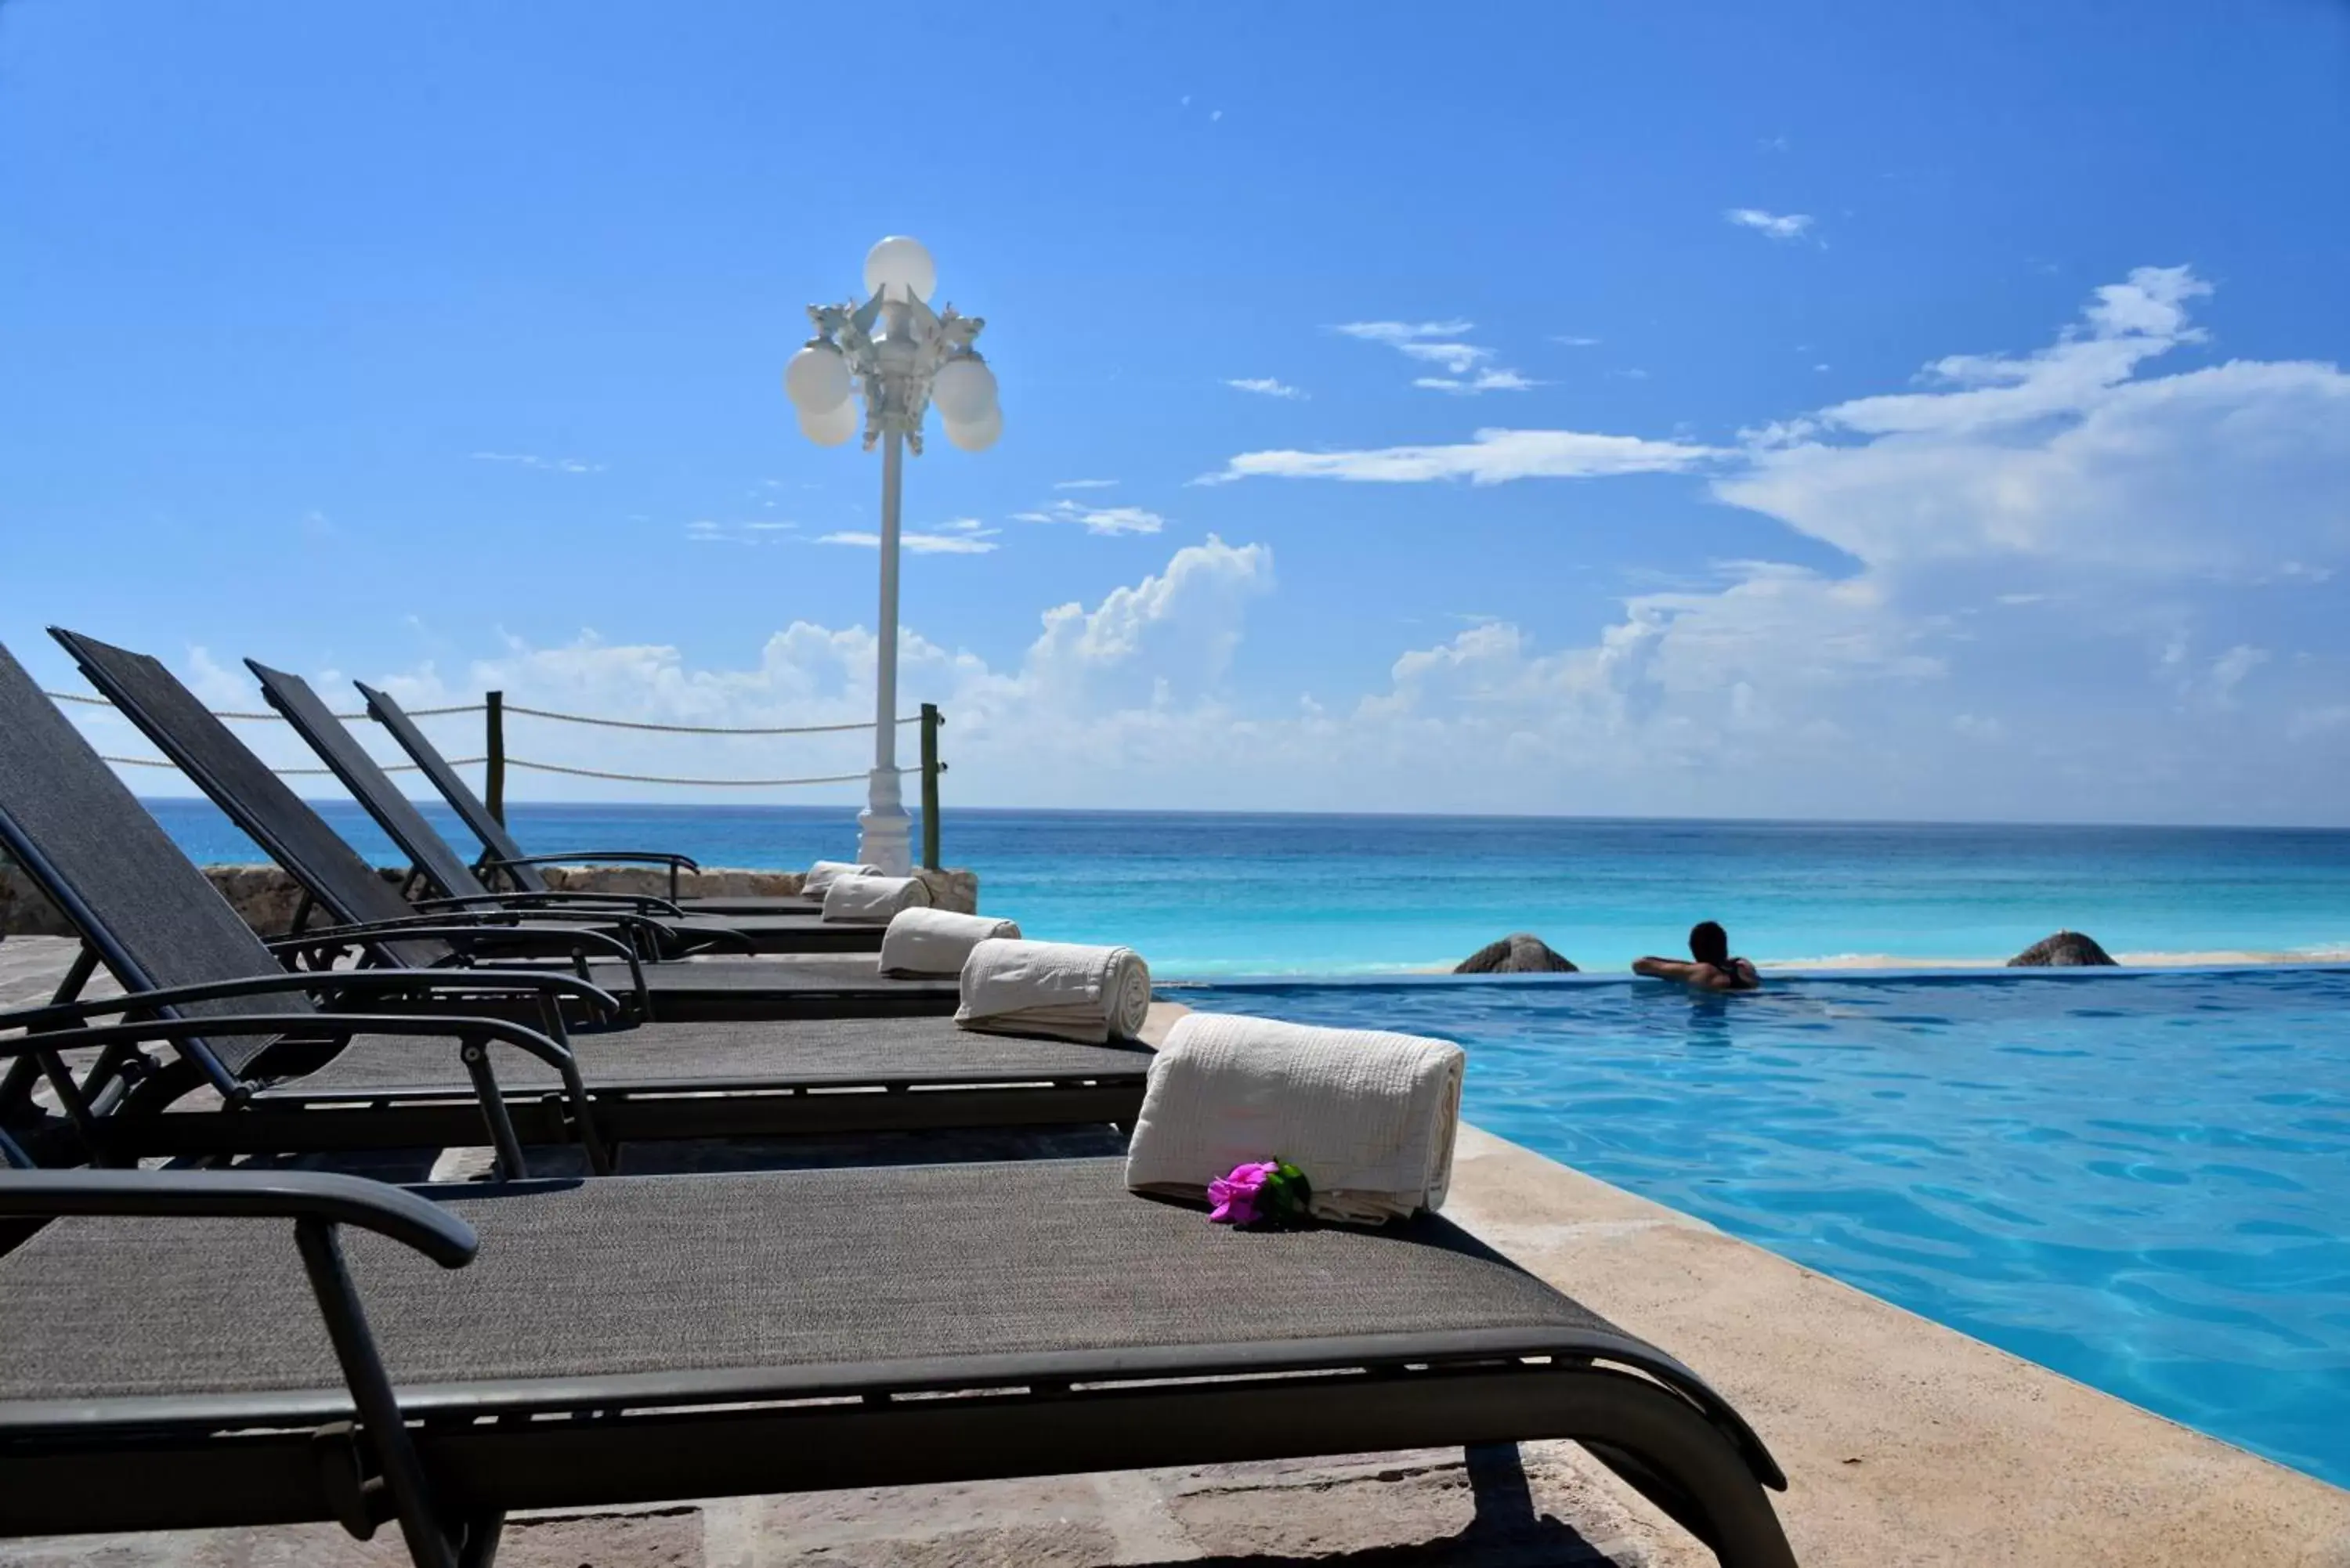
919;703;942;872
485;690;506;826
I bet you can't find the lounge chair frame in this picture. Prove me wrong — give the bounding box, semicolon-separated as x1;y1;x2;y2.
0;1165;1797;1568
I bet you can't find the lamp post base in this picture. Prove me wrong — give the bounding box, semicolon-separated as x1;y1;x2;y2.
857;768;913;877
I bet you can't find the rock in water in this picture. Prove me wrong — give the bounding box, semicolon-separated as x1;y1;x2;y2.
2008;930;2117;966
1455;934;1578;974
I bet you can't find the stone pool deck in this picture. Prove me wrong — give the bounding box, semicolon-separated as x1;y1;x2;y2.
2;937;2347;1566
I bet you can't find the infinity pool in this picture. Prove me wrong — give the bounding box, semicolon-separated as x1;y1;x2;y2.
1180;968;2350;1487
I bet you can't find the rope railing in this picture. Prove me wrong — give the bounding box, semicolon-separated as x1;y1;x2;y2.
495;760;913;788
499;703;920;735
47;683;951;869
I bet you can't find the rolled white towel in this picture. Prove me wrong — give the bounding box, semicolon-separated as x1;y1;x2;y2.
956;938;1152;1044
822;874;932;925
801;859;879;901
1124;1013;1465;1225
880;908;1022;977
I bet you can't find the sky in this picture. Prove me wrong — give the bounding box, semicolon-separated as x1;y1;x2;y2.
3;1;2348;824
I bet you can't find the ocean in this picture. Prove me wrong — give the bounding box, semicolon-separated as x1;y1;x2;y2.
143;799;2350;977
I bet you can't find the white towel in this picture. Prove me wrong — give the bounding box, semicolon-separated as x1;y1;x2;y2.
821;874;932;925
801;859;879;901
956;938;1152;1044
1124;1013;1465;1225
879;908;1022;977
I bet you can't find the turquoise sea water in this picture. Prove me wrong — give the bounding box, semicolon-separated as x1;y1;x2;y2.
1183;970;2350;1488
143;800;2350;974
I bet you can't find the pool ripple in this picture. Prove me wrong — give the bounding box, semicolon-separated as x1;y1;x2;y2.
1183;969;2350;1488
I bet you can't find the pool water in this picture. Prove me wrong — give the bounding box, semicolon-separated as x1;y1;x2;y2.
1179;968;2350;1487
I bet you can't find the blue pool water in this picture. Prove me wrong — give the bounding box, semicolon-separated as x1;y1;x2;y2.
143;800;2350;974
1180;969;2350;1487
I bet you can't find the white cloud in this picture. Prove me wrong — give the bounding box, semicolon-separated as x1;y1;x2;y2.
1551;335;1602;348
1330;320;1475;346
816;518;1000;555
1331;319;1537;392
1226;377;1308;400
687;518;799;545
1054;478;1119;490
1397;341;1491;374
1011;499;1166;536
1716;266;2350;578
1412;368;1542;396
1198;427;1719;486
2201;645;2271;709
326;538;1277;807
471;450;605;474
1725;208;1813;240
2289;705;2350;741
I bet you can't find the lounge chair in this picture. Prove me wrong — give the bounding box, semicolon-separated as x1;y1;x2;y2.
0;643;1146;1169
49;630;955;1022
363;678;833;918
0;1159;1797;1567
251;658;874;958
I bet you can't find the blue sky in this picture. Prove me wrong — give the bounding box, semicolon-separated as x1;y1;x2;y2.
4;1;2347;822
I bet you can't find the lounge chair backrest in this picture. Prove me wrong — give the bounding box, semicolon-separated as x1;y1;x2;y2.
356;681;551;893
248;662;494;905
49;630;453;971
0;644;315;1073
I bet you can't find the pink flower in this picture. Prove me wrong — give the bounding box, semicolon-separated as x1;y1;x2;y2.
1207;1161;1278;1226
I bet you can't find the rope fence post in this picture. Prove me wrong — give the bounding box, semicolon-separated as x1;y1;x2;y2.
484;691;505;826
920;703;943;872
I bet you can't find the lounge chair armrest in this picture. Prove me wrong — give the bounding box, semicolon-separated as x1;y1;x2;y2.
0;1168;477;1266
269;919;637;965
266;911;526;947
412;889;690;919
478;848;699;901
483;850;700;873
410;906;676;952
0;1011;577;1073
0;968;621;1034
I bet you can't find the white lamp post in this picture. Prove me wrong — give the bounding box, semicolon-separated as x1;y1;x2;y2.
785;236;1000;875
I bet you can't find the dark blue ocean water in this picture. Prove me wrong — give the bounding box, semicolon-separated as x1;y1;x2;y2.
144;798;2350;976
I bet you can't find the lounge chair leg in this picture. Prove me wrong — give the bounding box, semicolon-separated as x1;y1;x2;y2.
533;1000;611;1176
457;1039;530;1181
1574;1386;1799;1568
454;1511;504;1568
294;1218;459;1568
1462;1442;1538;1537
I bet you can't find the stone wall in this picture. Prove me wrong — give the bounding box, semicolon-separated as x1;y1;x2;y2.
2;862;979;938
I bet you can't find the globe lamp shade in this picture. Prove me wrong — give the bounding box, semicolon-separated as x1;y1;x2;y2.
931;356;998;424
942;404;1002;453
784;344;851;414
797;396;859;447
863;235;936;303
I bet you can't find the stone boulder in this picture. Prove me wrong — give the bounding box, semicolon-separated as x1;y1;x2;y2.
1455;934;1578;974
2;859;76;938
2007;929;2117;967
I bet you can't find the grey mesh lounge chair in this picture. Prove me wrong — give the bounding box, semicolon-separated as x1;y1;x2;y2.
363;678;834;919
50;630;955;1024
250;659;886;959
0;1161;1798;1568
0;644;1147;1169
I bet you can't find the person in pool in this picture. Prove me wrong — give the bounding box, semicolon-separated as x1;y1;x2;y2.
1633;921;1762;992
